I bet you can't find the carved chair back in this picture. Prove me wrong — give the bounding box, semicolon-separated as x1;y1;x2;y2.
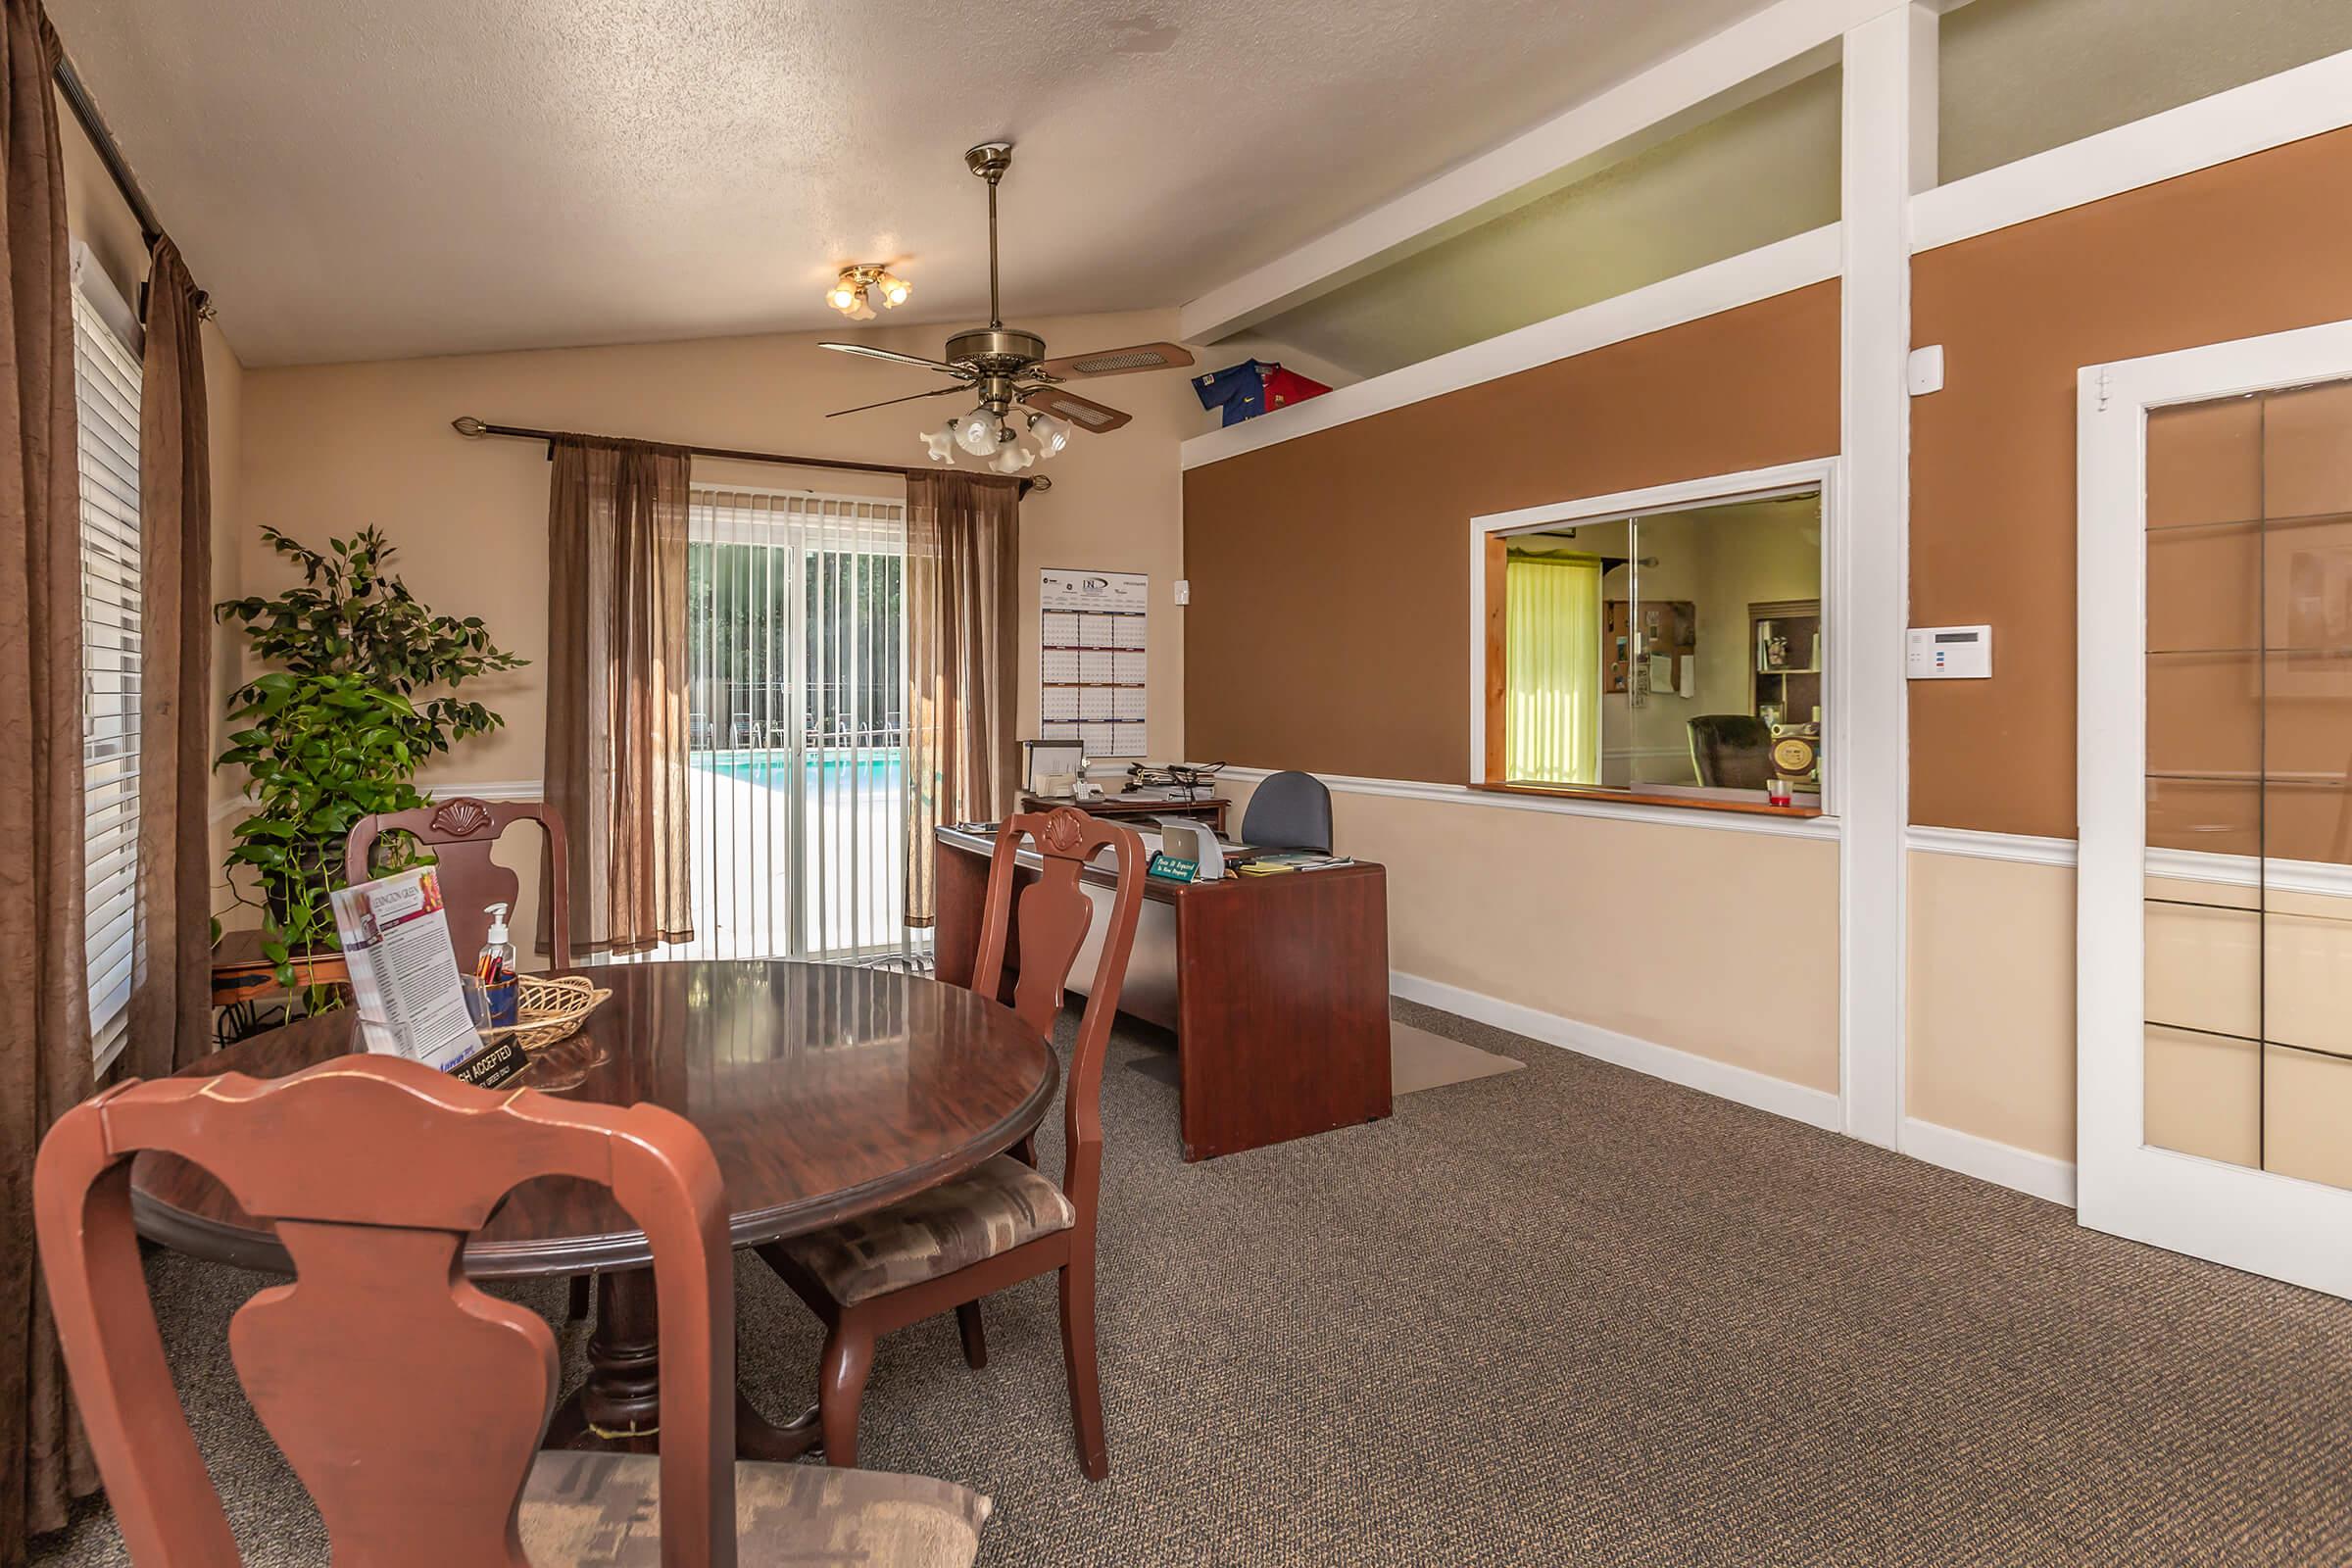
32;1054;735;1568
968;808;1145;1229
346;797;570;967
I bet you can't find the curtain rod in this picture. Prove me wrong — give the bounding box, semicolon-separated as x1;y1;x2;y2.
53;50;162;249
451;416;1051;492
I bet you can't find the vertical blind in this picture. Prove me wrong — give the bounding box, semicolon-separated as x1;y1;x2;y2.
1504;553;1602;786
683;488;910;960
72;278;144;1062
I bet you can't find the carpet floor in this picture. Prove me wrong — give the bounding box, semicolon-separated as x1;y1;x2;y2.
30;1000;2352;1566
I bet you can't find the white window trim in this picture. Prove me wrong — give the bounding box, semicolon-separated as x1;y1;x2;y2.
1467;458;1845;825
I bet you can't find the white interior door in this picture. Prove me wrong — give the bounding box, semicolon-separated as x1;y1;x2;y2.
2079;318;2352;1298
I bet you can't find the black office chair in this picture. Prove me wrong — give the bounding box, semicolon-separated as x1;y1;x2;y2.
1688;715;1775;790
1240;770;1333;852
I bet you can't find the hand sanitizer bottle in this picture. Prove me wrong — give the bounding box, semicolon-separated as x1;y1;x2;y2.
477;904;519;1029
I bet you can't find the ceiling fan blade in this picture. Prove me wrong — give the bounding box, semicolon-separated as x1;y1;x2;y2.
826;385;972;418
817;341;970;376
1033;341;1197;380
1021;387;1132;432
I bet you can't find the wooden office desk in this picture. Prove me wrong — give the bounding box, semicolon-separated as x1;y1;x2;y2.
934;825;1392;1161
1017;791;1230;835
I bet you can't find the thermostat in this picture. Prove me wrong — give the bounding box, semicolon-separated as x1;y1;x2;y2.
1906;624;1991;679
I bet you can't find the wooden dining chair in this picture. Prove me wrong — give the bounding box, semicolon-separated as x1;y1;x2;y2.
347;796;592;1323
32;1054;993;1567
763;807;1145;1481
345;796;571;969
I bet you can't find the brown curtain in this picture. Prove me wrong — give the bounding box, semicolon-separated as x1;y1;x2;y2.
128;237;209;1078
903;470;1020;926
1;5;99;1560
544;436;694;955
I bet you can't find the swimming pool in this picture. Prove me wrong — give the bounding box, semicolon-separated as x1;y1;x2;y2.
693;748;905;791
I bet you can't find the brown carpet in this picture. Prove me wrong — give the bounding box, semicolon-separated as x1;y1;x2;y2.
30;999;2352;1566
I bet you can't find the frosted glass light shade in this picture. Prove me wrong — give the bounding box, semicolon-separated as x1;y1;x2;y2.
954;408;1002;457
1027;412;1072;458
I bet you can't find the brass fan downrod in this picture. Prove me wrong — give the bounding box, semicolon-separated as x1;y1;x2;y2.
948;142;1035;426
965;141;1012;330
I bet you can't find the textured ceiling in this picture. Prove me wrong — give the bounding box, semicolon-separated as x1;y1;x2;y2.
45;0;1776;367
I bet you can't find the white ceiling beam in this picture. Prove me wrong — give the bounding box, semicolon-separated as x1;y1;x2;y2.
1177;0;1928;345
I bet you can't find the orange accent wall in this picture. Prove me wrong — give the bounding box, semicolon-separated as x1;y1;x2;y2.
1911;124;2352;838
1183;282;1841;783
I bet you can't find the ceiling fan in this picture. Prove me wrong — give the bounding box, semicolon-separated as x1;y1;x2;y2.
820;142;1195;473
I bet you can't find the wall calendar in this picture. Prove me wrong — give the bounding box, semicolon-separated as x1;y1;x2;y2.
1039;567;1148;758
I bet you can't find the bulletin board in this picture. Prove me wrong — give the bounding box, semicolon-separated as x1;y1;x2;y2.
1040;567;1149;758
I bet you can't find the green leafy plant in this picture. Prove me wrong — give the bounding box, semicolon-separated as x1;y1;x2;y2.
216;526;524;985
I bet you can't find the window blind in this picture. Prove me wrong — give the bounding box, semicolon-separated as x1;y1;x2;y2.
682;488;910;961
73;281;144;1065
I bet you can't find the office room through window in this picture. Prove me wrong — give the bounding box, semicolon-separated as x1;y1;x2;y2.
1483;484;1825;813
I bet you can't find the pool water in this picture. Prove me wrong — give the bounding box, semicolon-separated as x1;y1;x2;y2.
694;749;905;791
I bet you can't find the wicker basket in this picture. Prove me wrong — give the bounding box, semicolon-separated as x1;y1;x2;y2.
481;973;612;1053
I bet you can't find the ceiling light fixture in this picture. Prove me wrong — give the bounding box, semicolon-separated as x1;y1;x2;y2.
823;143;1196;478
826;264;910;321
920;401;1075;472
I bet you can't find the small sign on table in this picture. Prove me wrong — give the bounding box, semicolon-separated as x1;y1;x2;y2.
1147;852;1199;884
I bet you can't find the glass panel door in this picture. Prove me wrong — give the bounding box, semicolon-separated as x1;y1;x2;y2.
2141;385;2352;1191
2080;321;2352;1298
2142;396;2265;1169
2256;381;2352;1191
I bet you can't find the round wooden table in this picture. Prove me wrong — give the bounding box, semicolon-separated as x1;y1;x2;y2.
133;958;1057;1460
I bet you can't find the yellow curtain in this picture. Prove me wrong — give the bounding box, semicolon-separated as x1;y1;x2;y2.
1504;553;1601;784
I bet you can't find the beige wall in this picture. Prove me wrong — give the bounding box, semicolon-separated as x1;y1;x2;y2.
234;309;1196;790
1228;774;1841;1094
229;313;1192;947
1905;851;2075;1162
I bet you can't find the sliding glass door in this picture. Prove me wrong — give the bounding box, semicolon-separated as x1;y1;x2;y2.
684;488;908;960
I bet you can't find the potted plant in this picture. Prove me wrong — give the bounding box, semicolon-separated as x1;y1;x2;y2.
216;525;523;986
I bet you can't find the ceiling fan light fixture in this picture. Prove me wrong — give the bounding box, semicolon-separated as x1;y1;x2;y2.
825;280;859;313
954;406;1003;458
923;420;959;465
1026;411;1073;459
877;271;911;308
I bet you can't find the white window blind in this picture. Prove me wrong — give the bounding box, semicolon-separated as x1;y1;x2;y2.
73;276;143;1066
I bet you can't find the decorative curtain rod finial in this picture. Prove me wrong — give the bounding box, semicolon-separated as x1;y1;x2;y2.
452;416;489;438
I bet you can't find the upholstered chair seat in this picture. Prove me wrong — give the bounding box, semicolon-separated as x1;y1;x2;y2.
519;1450;990;1567
781;1153;1076;1305
763;806;1146;1481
